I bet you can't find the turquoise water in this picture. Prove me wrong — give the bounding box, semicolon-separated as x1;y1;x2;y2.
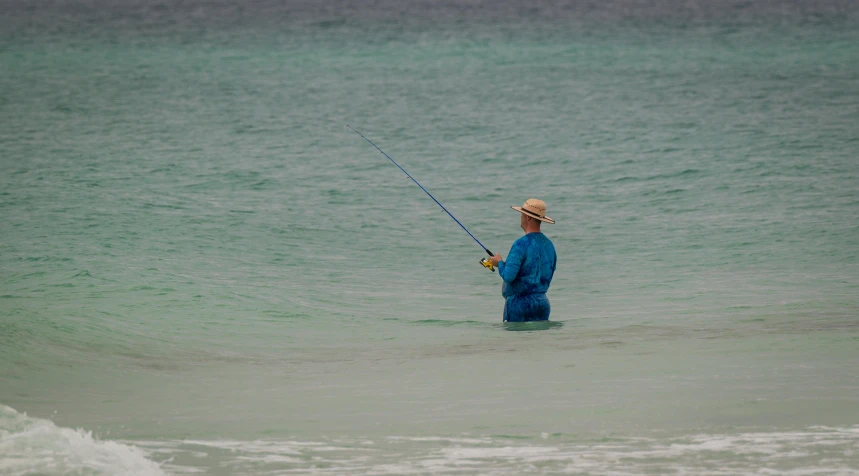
2;1;859;474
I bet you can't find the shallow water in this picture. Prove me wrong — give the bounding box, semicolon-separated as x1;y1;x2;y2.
2;0;859;474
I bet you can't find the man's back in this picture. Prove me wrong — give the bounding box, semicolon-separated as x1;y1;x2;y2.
499;232;557;298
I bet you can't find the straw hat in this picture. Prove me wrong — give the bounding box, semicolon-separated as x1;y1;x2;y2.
511;198;555;224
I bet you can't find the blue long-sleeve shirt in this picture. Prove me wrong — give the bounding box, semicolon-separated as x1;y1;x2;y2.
497;232;557;298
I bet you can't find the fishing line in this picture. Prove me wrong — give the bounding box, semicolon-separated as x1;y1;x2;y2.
348;125;496;271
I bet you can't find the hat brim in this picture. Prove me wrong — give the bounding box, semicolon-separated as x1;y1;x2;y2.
512;206;555;224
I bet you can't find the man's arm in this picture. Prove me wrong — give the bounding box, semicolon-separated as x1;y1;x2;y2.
496;241;524;282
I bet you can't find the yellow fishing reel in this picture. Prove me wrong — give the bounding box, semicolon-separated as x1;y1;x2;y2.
480;252;496;272
480;257;495;272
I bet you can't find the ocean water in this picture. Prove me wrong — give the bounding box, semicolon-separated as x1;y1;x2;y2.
2;1;859;474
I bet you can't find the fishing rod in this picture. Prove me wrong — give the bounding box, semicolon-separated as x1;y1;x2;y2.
348;125;496;272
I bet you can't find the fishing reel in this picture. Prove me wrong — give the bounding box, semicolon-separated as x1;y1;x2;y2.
480;257;495;272
480;253;496;272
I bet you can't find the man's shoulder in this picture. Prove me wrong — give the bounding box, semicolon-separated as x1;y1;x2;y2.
513;234;533;246
536;233;556;252
514;233;552;247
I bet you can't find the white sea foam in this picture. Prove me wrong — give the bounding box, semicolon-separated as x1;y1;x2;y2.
124;426;859;475
0;404;165;476
7;422;857;475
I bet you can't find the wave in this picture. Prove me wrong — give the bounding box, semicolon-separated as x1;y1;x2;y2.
0;405;165;476
129;427;859;475
609;168;703;183
410;319;487;327
3;405;857;475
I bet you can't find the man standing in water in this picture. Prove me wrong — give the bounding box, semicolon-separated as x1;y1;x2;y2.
489;199;557;322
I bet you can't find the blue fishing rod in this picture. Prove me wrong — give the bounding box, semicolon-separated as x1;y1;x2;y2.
348;125;496;272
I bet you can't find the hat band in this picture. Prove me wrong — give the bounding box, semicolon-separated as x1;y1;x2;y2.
521;208;546;219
